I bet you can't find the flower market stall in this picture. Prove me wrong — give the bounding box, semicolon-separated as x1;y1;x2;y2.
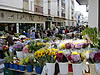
1;28;100;75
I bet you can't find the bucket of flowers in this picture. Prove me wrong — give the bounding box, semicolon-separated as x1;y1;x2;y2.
13;43;24;59
24;55;34;72
66;51;82;75
88;51;100;75
45;48;56;75
4;52;13;69
56;50;68;74
34;49;46;74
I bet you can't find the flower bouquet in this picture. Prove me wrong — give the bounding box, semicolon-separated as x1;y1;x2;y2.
66;51;82;75
13;43;24;59
24;55;34;72
34;49;46;74
45;48;56;75
56;51;68;74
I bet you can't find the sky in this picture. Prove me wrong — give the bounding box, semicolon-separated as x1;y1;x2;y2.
75;0;88;17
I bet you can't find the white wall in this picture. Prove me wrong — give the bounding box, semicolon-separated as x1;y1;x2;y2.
43;0;48;16
0;0;23;12
88;0;98;29
29;0;34;14
51;0;57;17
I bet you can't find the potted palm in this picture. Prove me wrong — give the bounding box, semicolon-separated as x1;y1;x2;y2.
34;49;45;74
25;55;34;72
45;48;56;75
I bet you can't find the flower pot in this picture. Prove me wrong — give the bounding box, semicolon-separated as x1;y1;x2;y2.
72;63;82;75
59;62;68;74
26;65;33;72
89;64;99;75
14;64;19;70
16;51;23;60
4;63;9;69
46;63;55;75
35;66;43;74
19;65;25;71
9;63;13;69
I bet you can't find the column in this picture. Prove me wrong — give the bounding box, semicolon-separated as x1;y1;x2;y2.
16;23;19;33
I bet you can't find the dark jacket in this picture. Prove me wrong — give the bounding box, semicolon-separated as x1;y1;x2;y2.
7;35;14;46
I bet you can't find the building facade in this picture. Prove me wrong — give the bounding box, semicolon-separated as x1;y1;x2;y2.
0;0;75;33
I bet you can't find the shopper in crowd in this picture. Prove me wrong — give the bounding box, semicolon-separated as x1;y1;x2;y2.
43;30;47;38
22;31;27;37
47;28;51;37
26;29;30;38
30;30;35;39
35;31;39;39
6;33;14;47
65;27;69;35
55;27;59;34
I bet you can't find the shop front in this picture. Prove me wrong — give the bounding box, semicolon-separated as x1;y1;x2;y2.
0;10;45;34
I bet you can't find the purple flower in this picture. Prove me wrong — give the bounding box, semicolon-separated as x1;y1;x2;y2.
72;54;81;62
89;52;95;59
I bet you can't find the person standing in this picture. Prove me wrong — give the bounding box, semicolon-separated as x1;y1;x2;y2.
6;33;14;47
30;30;35;40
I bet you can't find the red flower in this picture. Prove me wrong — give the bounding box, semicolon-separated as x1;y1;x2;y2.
94;52;100;62
56;53;63;62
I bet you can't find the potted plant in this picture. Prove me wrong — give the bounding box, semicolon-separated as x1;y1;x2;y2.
45;48;56;75
13;43;24;59
13;57;20;70
56;51;68;74
5;52;13;69
19;59;26;71
34;49;45;74
25;55;34;72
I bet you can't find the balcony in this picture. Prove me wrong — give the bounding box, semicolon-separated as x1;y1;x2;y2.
48;9;50;15
34;5;43;14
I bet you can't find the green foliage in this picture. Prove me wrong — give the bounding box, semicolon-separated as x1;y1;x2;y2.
24;55;34;65
29;41;45;52
5;52;13;63
44;37;50;42
82;27;98;47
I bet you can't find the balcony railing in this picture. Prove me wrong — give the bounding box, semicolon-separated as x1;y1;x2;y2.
48;9;50;15
34;5;43;14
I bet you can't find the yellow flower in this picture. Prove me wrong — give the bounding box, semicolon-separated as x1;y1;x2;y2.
72;51;79;55
86;51;91;53
26;45;29;49
58;51;63;53
38;52;42;57
52;48;58;52
48;52;51;56
61;44;65;49
52;52;56;55
54;56;56;59
37;42;42;46
41;51;45;56
34;51;38;57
